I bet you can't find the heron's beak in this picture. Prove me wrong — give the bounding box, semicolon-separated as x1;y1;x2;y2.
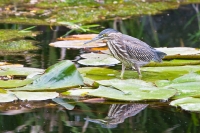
83;36;102;45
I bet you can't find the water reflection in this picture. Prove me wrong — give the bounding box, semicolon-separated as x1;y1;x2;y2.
85;104;148;128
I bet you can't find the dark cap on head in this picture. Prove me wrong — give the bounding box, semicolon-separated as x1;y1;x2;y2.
99;28;119;36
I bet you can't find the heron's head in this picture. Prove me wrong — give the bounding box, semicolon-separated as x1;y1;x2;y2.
84;28;119;44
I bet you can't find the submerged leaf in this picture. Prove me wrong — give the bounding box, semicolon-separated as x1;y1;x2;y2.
9;60;84;91
52;98;75;110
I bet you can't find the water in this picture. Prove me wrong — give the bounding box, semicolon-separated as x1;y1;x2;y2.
0;102;199;132
0;3;200;133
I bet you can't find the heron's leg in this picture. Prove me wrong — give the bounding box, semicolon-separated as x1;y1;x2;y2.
120;63;126;79
133;64;142;79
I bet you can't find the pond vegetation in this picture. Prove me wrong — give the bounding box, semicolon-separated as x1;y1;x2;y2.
0;0;200;132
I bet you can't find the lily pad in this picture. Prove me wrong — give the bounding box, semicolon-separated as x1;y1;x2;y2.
78;53;120;66
97;79;154;91
0;93;18;103
156;47;200;56
0;79;33;88
142;65;200;73
145;59;200;67
155;73;200;99
9;60;84;91
62;88;94;97
49;40;106;49
0;66;44;76
78;66;199;82
172;72;200;83
170;97;200;111
87;86;176;101
11;92;59;101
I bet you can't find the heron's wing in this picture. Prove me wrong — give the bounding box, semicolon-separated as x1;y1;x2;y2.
122;35;155;63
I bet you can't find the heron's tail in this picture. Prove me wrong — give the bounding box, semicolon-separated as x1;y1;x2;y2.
154;50;167;62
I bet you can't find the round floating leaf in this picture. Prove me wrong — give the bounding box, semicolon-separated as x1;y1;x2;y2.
80;53;110;59
0;79;33;88
78;53;120;66
142;65;200;73
9;60;84;91
156;73;200;99
170;97;200;111
62;88;94;96
0;94;17;103
97;79;154;91
172;72;200;83
49;40;106;49
0;66;44;76
146;59;200;67
87;86;176;101
155;80;171;87
11;92;59;101
156;47;200;56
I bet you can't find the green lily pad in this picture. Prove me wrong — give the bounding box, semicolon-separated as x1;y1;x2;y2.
97;79;154;92
172;72;200;83
156;47;200;56
9;60;84;91
0;66;44;76
80;53;110;59
142;65;200;73
62;88;94;96
78;53;120;66
78;67;119;80
0;79;33;88
87;85;176;101
170;97;200;111
11;92;59;101
146;59;200;67
155;73;200;99
0;93;18;103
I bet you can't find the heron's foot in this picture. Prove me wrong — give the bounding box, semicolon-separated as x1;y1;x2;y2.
120;75;124;79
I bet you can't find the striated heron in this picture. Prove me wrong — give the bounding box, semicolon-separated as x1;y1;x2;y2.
84;28;167;79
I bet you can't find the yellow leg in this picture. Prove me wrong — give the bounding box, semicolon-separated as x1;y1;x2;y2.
120;63;126;79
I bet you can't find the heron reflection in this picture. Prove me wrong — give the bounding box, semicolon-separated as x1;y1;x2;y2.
84;103;148;128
